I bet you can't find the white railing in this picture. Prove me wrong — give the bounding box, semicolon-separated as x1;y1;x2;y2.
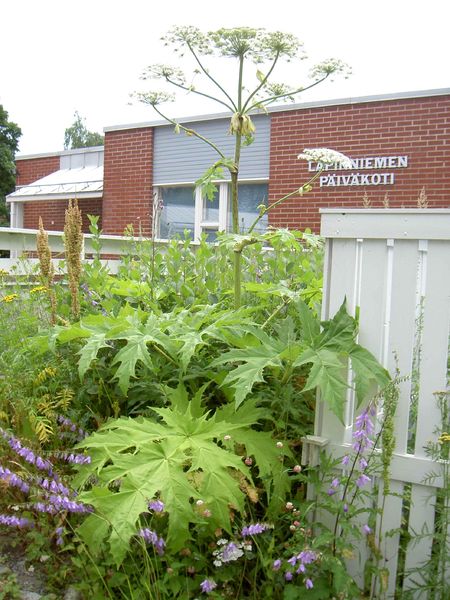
0;227;170;276
317;208;450;598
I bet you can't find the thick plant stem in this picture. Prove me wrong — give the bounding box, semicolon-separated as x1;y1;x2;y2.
234;250;242;309
231;57;244;309
230;171;240;234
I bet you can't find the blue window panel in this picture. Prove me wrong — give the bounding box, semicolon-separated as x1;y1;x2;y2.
159;186;195;239
228;183;269;233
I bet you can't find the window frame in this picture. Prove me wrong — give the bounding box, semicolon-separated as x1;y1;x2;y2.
154;179;269;242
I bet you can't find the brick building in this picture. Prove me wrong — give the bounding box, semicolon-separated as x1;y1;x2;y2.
8;88;450;237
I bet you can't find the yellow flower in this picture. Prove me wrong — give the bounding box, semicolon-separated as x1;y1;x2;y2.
1;293;19;303
438;432;450;444
30;286;48;294
0;269;9;277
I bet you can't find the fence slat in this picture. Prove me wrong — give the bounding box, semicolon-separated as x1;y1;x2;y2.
403;483;436;596
387;240;418;454
415;240;450;455
377;480;404;596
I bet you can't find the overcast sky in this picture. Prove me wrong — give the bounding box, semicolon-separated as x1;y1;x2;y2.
2;0;449;156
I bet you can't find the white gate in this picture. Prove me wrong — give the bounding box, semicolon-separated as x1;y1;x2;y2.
316;209;450;598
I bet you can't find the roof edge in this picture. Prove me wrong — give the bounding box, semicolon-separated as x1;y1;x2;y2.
103;87;450;133
16;145;104;161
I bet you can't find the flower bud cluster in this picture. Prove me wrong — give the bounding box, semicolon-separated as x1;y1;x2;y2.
0;426;91;530
241;522;272;537
272;548;317;590
0;514;32;528
1;427;53;475
57;415;87;441
0;466;30;493
137;528;166;555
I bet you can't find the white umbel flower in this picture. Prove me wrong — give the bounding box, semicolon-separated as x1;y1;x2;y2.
298;148;352;169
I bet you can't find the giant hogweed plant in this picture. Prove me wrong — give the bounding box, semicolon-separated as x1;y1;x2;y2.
48;299;389;568
133;25;351;307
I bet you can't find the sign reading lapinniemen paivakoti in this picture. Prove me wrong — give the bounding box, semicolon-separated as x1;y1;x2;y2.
307;155;408;187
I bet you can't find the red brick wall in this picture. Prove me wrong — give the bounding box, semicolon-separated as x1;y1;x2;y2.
16;155;60;186
102;127;153;235
16;155;102;233
268;95;450;232
23;198;103;232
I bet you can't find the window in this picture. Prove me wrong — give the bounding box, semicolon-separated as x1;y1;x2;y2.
156;182;268;241
228;183;268;234
159;186;195;240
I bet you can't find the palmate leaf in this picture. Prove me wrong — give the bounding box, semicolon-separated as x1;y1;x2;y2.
292;301;354;420
106;314;177;393
75;402;277;565
294;347;349;420
110;334;154;393
56;308;180;394
293;301;390;419
348;343;390;405
78;482;150;566
213;346;283;408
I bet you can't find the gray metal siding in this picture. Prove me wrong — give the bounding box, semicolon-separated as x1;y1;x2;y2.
153;114;270;184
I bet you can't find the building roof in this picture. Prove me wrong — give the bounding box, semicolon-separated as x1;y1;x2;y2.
103;87;450;133
8;148;104;203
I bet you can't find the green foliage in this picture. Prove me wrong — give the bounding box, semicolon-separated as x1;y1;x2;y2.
54;294;389;422
0;105;22;226
214;300;390;416
0;568;21;600
75;391;290;566
63;111;104;149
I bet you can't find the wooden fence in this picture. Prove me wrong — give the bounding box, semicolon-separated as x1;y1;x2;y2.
315;209;450;598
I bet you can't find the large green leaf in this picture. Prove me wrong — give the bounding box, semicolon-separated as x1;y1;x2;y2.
110;334;154;393
349;343;390;405
294;347;348;420
78;333;110;379
292;301;390;419
212;345;283;408
74;402;284;564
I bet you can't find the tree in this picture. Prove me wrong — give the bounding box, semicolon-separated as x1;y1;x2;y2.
0;105;22;226
135;27;350;306
64;112;104;149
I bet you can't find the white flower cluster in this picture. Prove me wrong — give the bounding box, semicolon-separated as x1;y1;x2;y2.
212;539;252;567
298;148;352;169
